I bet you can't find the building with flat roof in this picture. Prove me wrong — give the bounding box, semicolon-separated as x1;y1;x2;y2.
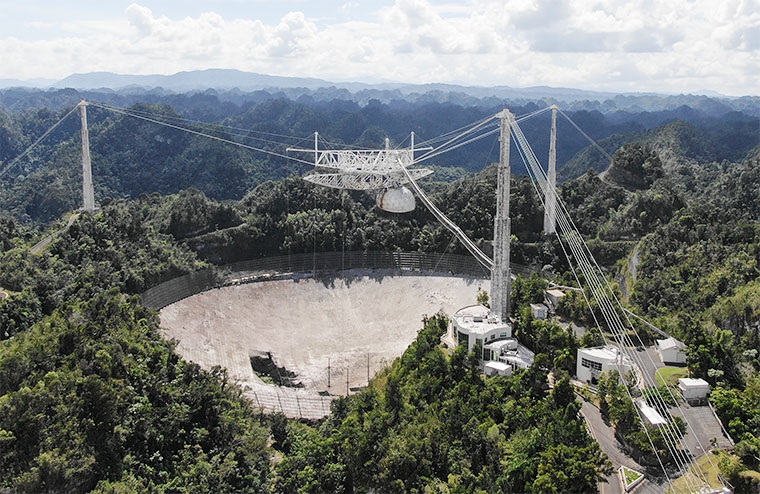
656;337;687;364
636;399;667;427
484;361;511;377
449;304;535;373
679;377;710;404
576;345;633;384
530;303;548;320
545;289;566;310
452;304;512;352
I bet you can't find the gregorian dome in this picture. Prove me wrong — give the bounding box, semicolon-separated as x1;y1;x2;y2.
375;186;416;213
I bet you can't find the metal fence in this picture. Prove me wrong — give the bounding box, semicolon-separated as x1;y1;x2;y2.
247;387;335;420
141;250;538;310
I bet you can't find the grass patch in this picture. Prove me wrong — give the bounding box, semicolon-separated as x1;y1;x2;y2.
624;467;642;484
656;366;688;386
667;450;729;494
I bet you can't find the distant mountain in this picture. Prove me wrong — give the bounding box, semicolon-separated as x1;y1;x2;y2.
49;69;627;103
0;78;56;88
52;69;333;91
0;69;755;116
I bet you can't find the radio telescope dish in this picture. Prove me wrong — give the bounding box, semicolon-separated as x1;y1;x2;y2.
289;133;432;212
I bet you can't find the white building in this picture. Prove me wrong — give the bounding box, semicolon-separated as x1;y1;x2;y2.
545;289;566;311
452;305;512;353
484;338;518;361
636;399;667;427
484;361;511;377
576;345;634;384
656;337;687;364
530;303;548;320
679;378;710;404
451;304;535;373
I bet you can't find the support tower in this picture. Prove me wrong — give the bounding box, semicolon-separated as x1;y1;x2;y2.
79;100;96;212
491;110;512;322
543;105;557;235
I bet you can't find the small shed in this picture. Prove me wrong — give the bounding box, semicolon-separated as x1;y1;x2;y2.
545;289;566;310
636;400;667;427
484;361;511;377
679;378;710;404
656;337;687;364
530;303;548;320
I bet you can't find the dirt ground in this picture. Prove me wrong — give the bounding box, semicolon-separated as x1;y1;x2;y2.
160;270;487;396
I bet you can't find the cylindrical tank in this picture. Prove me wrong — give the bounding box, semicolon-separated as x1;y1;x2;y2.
376;186;416;213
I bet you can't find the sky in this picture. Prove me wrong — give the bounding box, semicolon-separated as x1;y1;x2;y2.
0;0;758;95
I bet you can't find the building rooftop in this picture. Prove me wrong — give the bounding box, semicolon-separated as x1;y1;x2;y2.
657;337;685;350
546;289;566;298
485;338;517;352
530;303;548;310
453;304;511;336
636;400;667;426
485;361;510;372
578;345;635;368
679;378;709;388
579;345;620;361
499;344;535;369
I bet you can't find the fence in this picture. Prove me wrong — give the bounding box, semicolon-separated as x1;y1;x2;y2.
142;250;537;310
247;387;335;420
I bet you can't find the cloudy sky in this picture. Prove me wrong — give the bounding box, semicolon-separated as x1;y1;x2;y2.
1;0;758;95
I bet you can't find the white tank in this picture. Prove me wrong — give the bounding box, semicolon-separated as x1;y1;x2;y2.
376;186;416;213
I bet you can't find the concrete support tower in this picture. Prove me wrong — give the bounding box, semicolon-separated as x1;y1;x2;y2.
543;105;557;235
79;100;96;212
491;110;512;322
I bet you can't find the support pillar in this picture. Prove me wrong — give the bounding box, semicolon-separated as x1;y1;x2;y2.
543;105;557;235
491;110;512;322
79;101;96;212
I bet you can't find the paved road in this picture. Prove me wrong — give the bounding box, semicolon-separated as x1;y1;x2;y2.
631;345;665;388
670;403;733;453
580;399;666;494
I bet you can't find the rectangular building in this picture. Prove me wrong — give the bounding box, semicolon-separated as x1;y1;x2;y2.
577;345;633;384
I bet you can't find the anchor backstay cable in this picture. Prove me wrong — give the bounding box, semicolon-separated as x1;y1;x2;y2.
0;105;79;179
512;115;721;492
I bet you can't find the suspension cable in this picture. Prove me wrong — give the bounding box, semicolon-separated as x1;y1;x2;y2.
89;102;317;167
0;105;79;179
512;115;720;491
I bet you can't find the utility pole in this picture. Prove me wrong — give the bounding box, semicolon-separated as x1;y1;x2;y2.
491;110;512;322
544;105;558;235
367;354;370;384
79;100;96;212
327;357;331;389
346;367;349;396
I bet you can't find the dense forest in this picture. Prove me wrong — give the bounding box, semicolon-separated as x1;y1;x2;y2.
0;95;759;492
0;92;757;222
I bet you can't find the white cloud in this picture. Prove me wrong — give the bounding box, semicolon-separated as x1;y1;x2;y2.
0;0;757;95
